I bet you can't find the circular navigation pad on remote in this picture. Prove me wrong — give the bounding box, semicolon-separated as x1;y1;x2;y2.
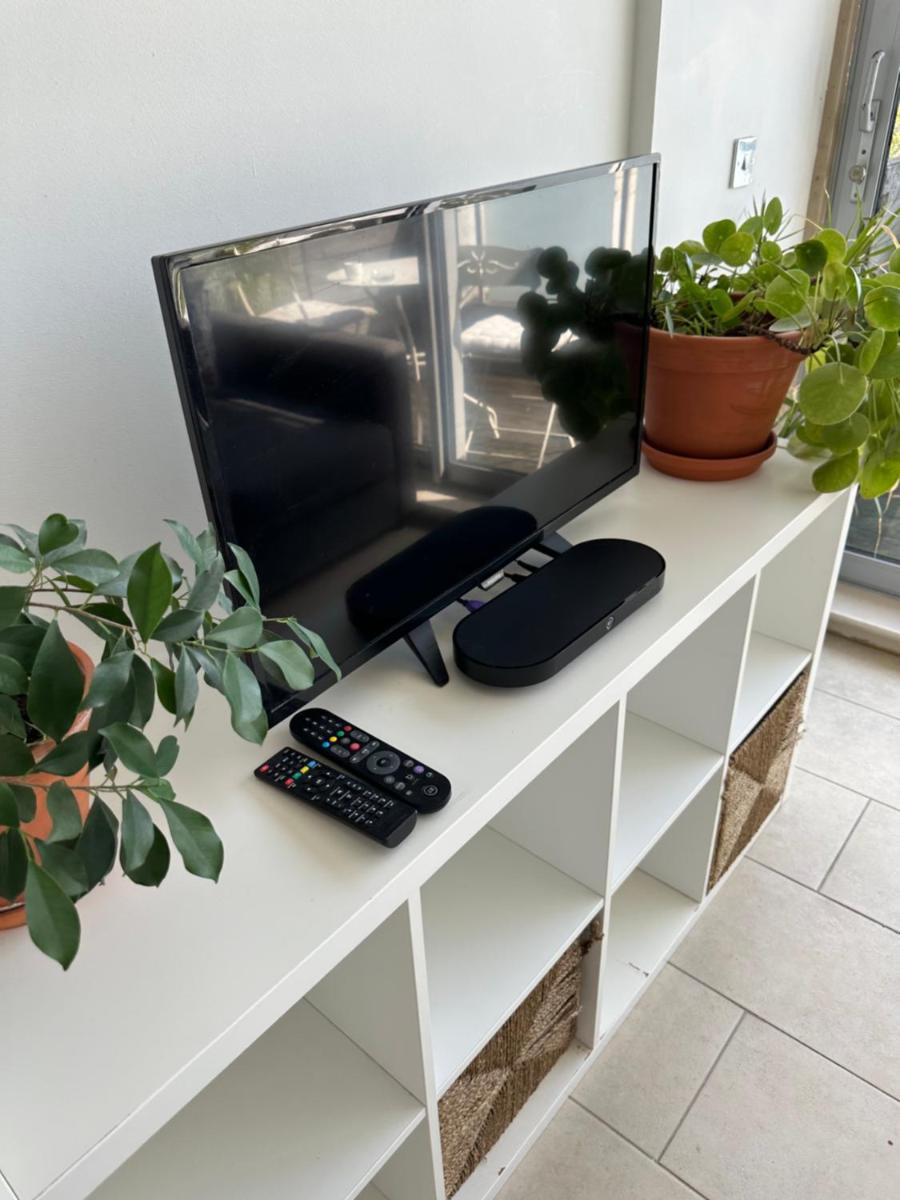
367;750;401;776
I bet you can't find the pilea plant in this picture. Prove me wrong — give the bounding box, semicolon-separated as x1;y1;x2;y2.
653;198;900;498
0;514;337;969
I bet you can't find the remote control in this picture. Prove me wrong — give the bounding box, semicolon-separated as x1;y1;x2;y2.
254;747;417;848
289;707;451;813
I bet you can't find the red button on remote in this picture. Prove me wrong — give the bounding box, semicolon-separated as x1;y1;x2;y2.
260;764;270;773
350;742;360;751
343;724;352;731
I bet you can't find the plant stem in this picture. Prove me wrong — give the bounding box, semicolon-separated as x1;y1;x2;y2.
27;602;130;636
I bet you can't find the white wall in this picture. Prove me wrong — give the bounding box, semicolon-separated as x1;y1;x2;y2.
632;0;841;246
1;0;636;553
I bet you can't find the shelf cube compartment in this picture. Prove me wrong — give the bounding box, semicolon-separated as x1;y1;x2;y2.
612;714;722;891
91;907;430;1200
91;999;425;1200
422;708;616;1096
624;579;754;756
601;773;721;1034
732;501;847;749
710;669;809;892
422;828;604;1097
438;930;598;1197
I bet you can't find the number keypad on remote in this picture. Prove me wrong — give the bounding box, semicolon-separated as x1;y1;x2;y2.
289;707;451;813
254;747;417;848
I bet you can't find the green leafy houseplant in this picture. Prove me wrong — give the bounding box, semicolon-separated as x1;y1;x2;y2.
0;514;338;969
653;197;900;496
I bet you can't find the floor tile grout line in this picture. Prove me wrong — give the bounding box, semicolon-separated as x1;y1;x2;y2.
791;763;891;808
813;682;900;724
656;1010;747;1164
745;852;900;935
568;1100;652;1164
569;1102;713;1200
817;797;873;895
669;962;900;1105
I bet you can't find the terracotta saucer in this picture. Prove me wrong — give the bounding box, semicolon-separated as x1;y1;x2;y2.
642;431;778;481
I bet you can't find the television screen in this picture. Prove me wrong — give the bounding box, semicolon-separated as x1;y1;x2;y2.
154;155;658;714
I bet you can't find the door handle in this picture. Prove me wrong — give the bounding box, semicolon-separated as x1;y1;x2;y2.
860;49;886;132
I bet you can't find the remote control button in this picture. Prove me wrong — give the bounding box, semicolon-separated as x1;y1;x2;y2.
384;775;395;785
349;742;360;751
404;759;413;768
351;730;366;740
414;764;424;774
331;746;350;758
259;764;270;773
423;785;439;797
343;724;352;731
367;750;401;775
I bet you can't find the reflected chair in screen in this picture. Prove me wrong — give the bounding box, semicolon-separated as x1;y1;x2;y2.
201;314;415;603
456;246;575;469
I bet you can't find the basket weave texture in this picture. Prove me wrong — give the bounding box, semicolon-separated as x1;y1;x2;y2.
438;924;600;1197
708;669;809;892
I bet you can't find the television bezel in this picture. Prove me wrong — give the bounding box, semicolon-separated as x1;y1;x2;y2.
152;153;660;723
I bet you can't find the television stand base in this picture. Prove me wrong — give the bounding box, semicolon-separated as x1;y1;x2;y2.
404;620;449;687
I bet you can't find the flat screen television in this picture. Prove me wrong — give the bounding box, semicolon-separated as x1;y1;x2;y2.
153;154;659;719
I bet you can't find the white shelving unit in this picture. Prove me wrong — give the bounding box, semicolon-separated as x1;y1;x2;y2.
0;455;852;1200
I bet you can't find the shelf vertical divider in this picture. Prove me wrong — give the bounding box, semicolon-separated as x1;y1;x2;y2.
393;891;446;1200
581;698;626;1049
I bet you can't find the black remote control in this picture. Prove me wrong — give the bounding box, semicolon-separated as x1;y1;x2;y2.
289;707;452;813
254;747;417;848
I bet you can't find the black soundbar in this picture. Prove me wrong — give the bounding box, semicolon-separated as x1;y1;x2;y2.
453;538;665;687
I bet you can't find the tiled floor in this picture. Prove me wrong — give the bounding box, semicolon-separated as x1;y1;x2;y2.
503;633;900;1200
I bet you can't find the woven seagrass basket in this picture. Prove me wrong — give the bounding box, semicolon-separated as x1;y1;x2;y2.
708;668;809;892
438;922;601;1197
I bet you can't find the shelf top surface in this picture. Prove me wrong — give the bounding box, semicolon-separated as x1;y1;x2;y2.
0;451;840;1200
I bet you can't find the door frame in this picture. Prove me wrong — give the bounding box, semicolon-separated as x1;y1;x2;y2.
828;0;900;597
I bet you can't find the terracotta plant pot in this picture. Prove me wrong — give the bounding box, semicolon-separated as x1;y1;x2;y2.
0;642;94;930
643;328;801;479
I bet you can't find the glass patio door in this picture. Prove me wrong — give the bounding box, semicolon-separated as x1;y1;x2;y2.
831;0;900;595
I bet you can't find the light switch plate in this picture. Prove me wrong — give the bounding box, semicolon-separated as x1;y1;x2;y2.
730;136;757;188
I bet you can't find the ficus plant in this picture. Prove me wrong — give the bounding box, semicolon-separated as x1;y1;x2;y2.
653;197;900;498
0;514;338;969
